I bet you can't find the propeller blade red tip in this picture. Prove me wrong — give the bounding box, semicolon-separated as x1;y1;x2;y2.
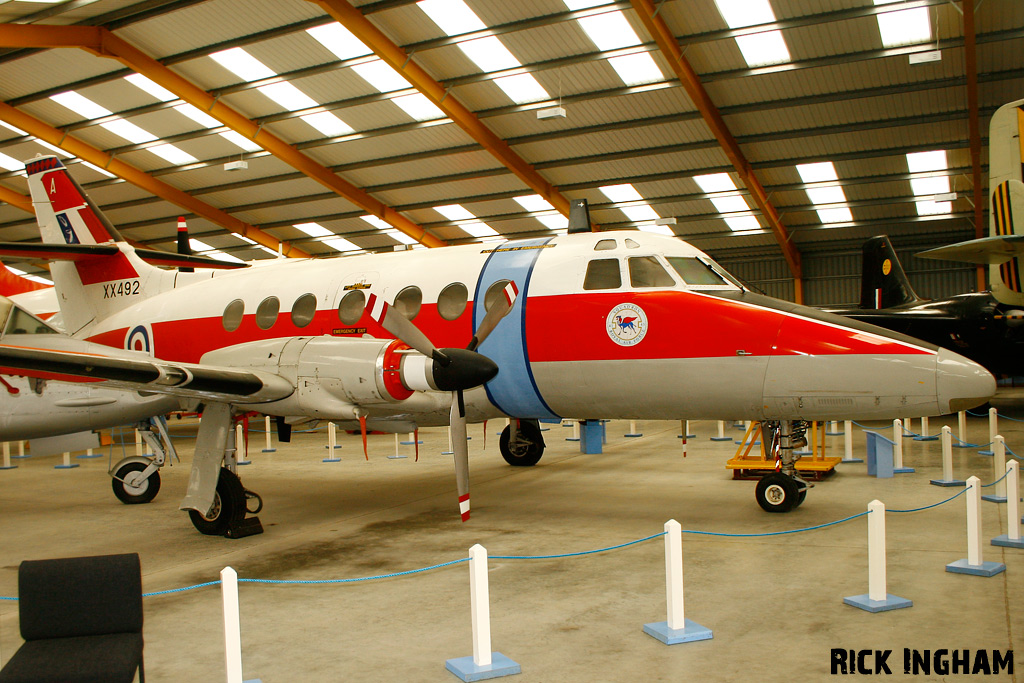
459;493;470;522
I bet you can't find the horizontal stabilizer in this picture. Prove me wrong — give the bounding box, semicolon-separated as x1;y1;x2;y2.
0;242;247;270
917;235;1024;265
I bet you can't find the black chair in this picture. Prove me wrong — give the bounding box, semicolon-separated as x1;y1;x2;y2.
0;553;144;683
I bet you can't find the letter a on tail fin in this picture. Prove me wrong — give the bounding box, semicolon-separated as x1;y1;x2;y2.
859;235;922;309
23;156;168;333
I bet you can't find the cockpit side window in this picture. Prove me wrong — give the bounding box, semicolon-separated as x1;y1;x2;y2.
594;239;617;251
666;257;728;286
584;259;621;290
628;256;675;288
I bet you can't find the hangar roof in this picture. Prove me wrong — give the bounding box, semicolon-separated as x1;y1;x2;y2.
0;0;1018;288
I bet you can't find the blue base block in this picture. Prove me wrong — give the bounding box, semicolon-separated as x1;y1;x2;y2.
11;455;30;459
324;445;342;449
841;458;864;464
387;455;408;460
794;449;811;456
843;593;913;612
565;438;579;442
735;441;760;446
236;461;251;466
930;478;966;487
710;436;733;441
54;463;80;469
946;558;1006;576
76;453;103;459
445;653;520;682
826;430;845;436
954;443;978;448
678;434;697;439
400;440;425;445
643;619;713;645
894;467;915;474
913;435;939;441
979;450;994;456
261;448;276;453
981;494;1007;503
0;465;16;470
624;433;643;438
322;458;341;463
991;534;1024;548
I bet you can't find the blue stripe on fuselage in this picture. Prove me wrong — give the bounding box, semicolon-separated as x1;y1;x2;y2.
474;239;559;419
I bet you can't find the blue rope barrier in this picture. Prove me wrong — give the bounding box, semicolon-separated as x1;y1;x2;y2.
492;532;666;560
143;580;222;597
889;488;968;513
981;469;1011;488
680;511;870;537
237;558;469;584
968;409;1024;422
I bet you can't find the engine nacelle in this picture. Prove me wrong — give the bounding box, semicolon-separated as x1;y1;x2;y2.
201;337;452;419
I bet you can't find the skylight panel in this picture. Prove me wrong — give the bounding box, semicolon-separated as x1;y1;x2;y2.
493;74;549;103
734;31;790;67
514;195;566;231
805;186;845;205
795;162;837;183
724;215;761;231
638;224;674;236
306;23;373;60
577;12;640;51
714;0;777;28
816;207;853;223
189;238;245;264
219;131;262;152
906;150;947;173
210;48;275;81
392;94;445;121
293;222;333;238
301;111;356;136
906;150;951;215
910;176;950;196
693;173;737;193
236;235;280;257
360;215;419;245
459;37;520;72
435;204;499;238
149;144;197;165
598;184;643;203
101;119;156;144
51;91;110;120
353;61;411;93
323;237;362;252
873;0;931;47
607;54;664;86
0;151;23;172
621;204;660;222
124;74;176;102
797;162;851;224
709;195;750;214
418;0;486;34
81;161;115;178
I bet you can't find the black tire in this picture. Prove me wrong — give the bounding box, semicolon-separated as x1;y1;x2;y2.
755;472;799;513
499;421;545;466
189;467;247;535
111;462;160;505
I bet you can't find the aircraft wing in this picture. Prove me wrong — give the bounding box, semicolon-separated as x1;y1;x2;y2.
917;235;1024;265
0;335;293;403
0;242;247;270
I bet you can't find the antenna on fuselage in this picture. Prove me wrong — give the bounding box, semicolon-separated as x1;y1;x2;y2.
567;198;592;234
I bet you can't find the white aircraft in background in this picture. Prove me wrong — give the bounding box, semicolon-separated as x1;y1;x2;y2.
0;156;994;536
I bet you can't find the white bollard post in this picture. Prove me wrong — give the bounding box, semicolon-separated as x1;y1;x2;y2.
920;416;929;438
445;545;520;679
892;420;903;468
625;420;642;437
221;567;243;683
980;407;998;455
54;450;78;469
930;426;964;486
947;477;1006;575
711;420;731;441
469;544;492;668
841;420;862;463
262;415;275;452
235;423;250;466
443;426;454;455
902;418;912;436
568;420;580;442
322;422;341;463
17;441;25;458
983;436;1008;502
643;520;712;644
134;429;142;457
0;442;13;470
395;433;400;457
843;501;911;611
958;410;968;445
992;462;1022;547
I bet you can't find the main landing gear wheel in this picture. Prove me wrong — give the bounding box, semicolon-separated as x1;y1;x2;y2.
755;472;802;513
499;421;545;466
189;467;247;536
111;461;161;505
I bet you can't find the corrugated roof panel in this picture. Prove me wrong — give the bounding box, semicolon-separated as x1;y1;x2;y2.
309;124;477;167
372;173;528;208
116;0;327;59
199;177;326;210
0;50;125;103
341;152;502;189
234;195;358;226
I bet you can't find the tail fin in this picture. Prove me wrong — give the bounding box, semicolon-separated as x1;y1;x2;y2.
176;217;194;273
25;156;169;333
988;99;1024;306
859;235;922;309
567;198;592;233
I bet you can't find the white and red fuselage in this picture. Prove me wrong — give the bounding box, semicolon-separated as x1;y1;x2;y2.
64;231;992;427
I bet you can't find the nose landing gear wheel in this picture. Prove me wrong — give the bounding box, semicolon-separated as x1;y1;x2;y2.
189;467;247;535
111;461;161;504
755;472;800;513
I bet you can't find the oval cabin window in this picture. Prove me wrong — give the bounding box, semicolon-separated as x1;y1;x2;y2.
222;299;244;332
338;290;365;326
255;296;280;330
438;283;468;321
291;293;317;328
394;286;422;321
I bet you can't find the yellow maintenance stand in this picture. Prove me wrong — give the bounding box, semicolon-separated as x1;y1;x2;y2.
726;421;841;481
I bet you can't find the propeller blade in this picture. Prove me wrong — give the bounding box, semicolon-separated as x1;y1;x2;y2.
367;293;448;363
450;390;470;522
468;281;518;351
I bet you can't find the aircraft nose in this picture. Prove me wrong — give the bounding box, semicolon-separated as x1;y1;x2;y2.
935;348;995;414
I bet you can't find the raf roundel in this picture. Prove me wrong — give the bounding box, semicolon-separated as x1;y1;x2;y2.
606;303;648;347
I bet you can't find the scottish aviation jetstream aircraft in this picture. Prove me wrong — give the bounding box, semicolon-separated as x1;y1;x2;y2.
0;156;995;534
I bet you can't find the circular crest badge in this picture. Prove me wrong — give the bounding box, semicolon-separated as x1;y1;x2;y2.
882;258;892;276
606;303;648;347
125;323;154;356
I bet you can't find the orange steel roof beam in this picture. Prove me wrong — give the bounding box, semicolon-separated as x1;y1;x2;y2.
0;24;445;250
0;185;32;214
629;0;802;296
963;0;986;292
0;101;310;258
307;0;573;220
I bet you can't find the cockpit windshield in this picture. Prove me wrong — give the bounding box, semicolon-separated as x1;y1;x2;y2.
666;256;744;290
0;297;59;336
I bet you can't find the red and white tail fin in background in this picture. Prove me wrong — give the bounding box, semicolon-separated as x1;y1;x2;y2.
25;156;172;333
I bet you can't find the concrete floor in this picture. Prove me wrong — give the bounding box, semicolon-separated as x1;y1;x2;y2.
1;410;1022;682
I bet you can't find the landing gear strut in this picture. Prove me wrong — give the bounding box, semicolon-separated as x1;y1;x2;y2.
499;419;545;466
110;416;176;505
755;420;811;513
